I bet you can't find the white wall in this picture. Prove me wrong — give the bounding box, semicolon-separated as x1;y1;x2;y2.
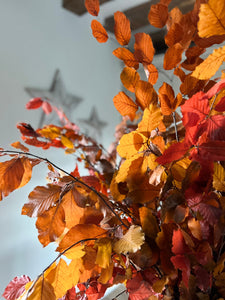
0;0;123;296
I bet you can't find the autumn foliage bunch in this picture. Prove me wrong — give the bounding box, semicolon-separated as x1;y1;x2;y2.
2;0;225;299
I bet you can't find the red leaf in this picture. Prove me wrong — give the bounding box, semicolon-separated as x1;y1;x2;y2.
17;123;39;138
2;275;31;300
42;101;52;114
215;95;225;111
85;0;99;16
85;281;108;300
171;254;190;287
126;273;156;300
156;142;189;165
172;229;190;255
181;92;210;128
205;78;225;99
192;140;225;162
194;265;212;292
26;97;43;110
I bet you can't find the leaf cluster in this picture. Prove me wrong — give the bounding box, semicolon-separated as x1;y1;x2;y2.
2;0;225;299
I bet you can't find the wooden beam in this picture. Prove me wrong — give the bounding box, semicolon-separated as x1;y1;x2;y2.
104;0;195;32
63;0;112;16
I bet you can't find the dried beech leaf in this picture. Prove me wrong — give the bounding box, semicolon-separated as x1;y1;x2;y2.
113;47;139;69
198;0;225;38
163;43;184;70
148;3;168;28
85;0;99;16
114;11;131;46
91;20;108;43
113;91;138;121
134;33;155;65
120;66;140;92
192;45;225;80
113;225;145;254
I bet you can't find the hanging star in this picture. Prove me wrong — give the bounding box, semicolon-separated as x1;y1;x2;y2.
79;107;107;139
25;69;82;127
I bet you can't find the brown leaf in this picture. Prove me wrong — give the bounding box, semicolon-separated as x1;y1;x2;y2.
85;0;99;16
163;43;184;70
113;91;138;121
134;33;155;65
120;66;140;92
148;3;168;28
22;184;62;218
91;20;108;43
114;11;131;46
113;47;139;69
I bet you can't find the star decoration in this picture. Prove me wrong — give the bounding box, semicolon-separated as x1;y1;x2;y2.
25;69;82;127
79;107;107;139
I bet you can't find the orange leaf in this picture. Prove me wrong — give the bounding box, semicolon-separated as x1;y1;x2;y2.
145;64;158;85
120;66;140;92
114;11;131;46
135;80;157;110
11;141;29;152
163;43;184;70
198;0;225;38
36;205;66;247
139;207;159;239
134;33;155;65
158;82;183;115
148;3;168;28
138;105;163;133
165;23;183;48
57;224;106;252
0;158;24;200
85;0;99;16
113;47;139;69
22;184;62;218
113;91;138;121
91;20;108;43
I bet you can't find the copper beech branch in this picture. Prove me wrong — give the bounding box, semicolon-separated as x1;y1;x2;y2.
0;149;129;229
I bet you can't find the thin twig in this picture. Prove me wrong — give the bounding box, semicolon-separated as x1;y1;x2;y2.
0;149;129;228
112;289;127;300
172;112;179;142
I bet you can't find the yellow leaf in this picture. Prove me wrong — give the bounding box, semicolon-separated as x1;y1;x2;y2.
117;131;147;159
113;225;145;254
63;244;85;260
27;278;55;300
198;0;225;38
192;45;225;80
95;237;112;268
213;162;225;191
39;126;60;139
46;258;80;299
98;262;114;284
138;105;163;133
61;135;74;149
